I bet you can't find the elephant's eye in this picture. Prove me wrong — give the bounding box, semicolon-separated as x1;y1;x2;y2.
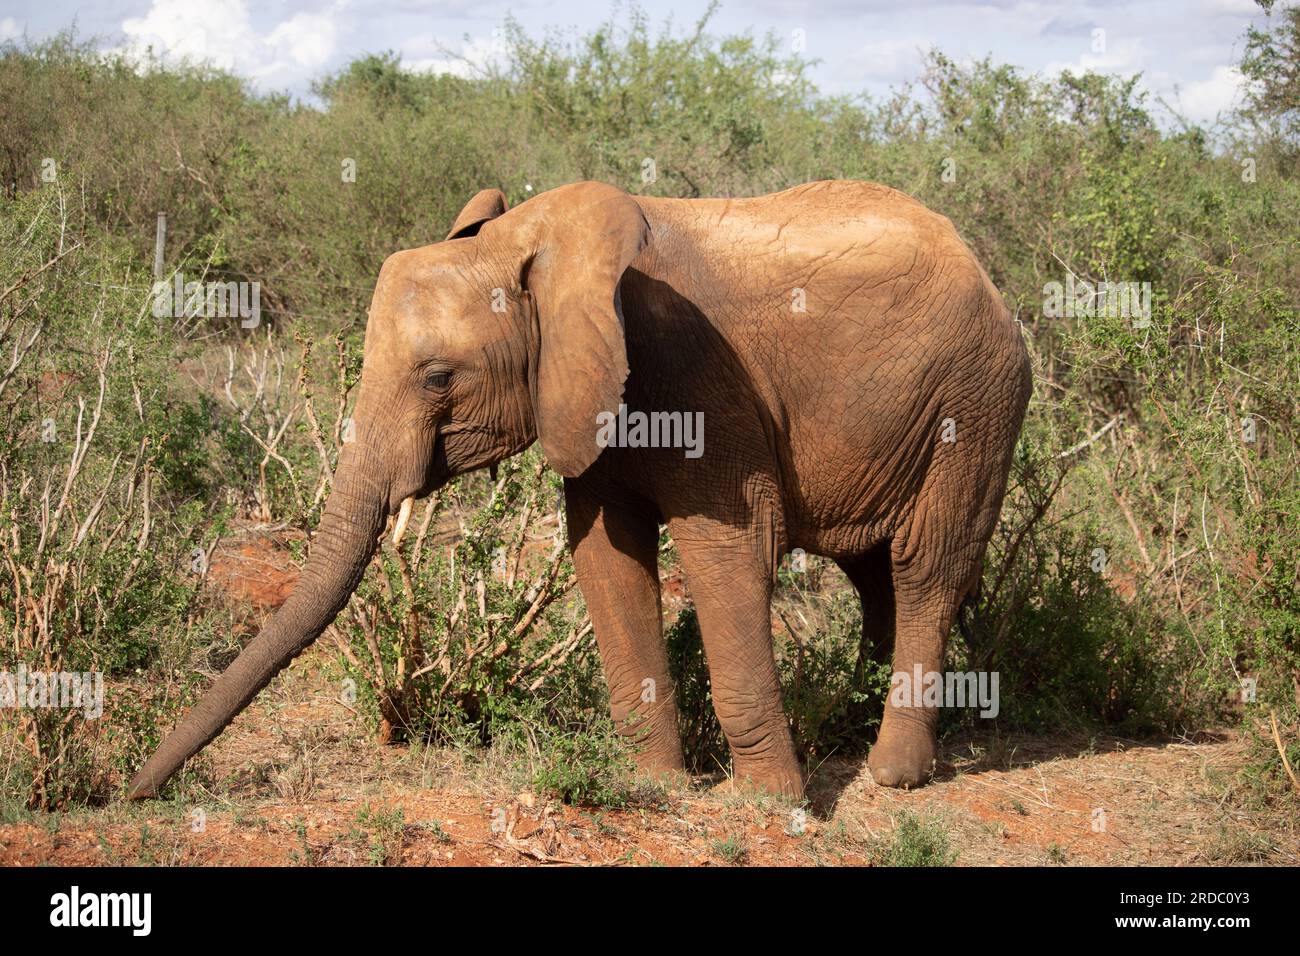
424;370;452;391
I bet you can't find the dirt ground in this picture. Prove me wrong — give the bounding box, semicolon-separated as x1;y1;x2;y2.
2;531;1295;868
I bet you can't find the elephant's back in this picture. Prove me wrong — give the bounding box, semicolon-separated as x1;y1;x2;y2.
632;181;1027;550
635;180;1016;390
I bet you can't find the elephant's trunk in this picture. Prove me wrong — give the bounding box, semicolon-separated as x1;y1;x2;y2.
127;442;389;799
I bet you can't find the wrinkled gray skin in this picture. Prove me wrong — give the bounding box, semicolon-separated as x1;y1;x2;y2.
130;180;1031;800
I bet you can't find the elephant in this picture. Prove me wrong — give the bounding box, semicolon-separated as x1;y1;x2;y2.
129;179;1031;801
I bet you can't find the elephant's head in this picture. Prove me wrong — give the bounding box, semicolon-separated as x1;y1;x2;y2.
128;181;651;799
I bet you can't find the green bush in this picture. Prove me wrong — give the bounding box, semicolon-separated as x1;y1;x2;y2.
522;715;647;809
773;574;892;760
0;188;220;807
868;810;959;867
330;449;599;744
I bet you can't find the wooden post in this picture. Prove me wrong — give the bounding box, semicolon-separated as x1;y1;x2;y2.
153;212;166;280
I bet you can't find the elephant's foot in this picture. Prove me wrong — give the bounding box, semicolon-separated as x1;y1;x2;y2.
730;751;805;800
868;720;937;788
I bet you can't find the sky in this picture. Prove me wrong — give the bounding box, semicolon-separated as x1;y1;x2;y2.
0;0;1278;124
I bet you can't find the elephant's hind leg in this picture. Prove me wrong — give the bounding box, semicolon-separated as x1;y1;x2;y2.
866;574;964;787
868;470;1005;788
565;481;685;778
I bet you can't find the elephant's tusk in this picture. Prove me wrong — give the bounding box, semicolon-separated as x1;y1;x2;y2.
392;496;414;546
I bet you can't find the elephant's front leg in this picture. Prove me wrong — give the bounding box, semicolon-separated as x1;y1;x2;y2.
671;521;803;798
565;481;684;777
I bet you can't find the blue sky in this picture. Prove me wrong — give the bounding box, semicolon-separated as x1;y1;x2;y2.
0;0;1277;124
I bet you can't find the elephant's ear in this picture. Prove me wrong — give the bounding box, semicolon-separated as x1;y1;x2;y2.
482;182;651;477
446;188;509;240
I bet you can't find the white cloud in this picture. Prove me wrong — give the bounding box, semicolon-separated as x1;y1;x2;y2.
118;0;340;89
402;33;510;78
1176;64;1247;120
1182;43;1241;66
1044;35;1147;77
265;12;339;71
1198;0;1262;16
1;17;22;42
842;36;933;83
